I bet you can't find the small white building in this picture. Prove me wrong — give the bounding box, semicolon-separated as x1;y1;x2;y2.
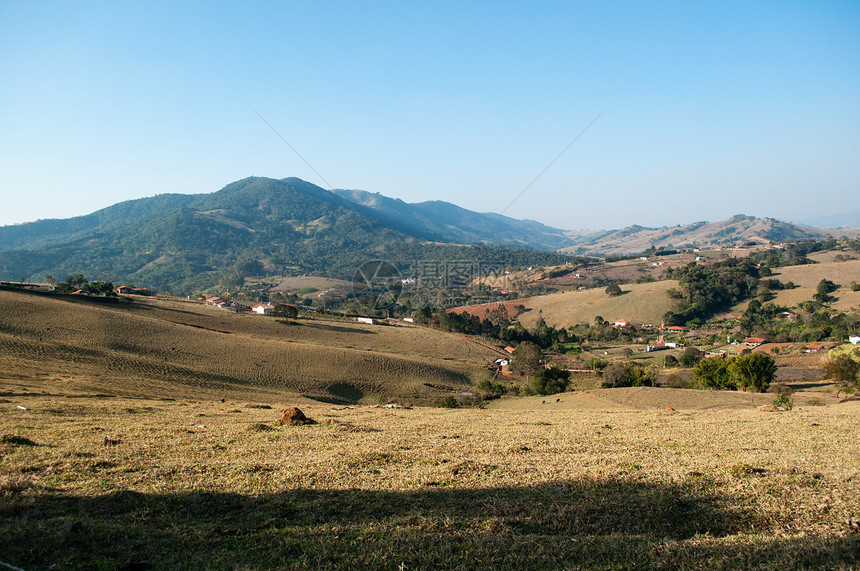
252;303;275;315
850;336;860;345
357;317;376;325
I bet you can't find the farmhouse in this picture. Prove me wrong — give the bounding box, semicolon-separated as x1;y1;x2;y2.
743;337;766;348
252;303;275;315
850;336;860;345
357;317;376;325
613;319;631;327
805;343;826;353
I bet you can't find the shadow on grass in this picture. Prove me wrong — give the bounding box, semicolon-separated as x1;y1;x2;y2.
2;479;857;569
299;321;378;335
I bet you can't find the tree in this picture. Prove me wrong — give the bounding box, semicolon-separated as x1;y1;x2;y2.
511;341;543;377
813;279;838;303
605;283;622;296
272;304;298;320
822;353;860;396
529;366;572;395
727;352;776;392
679;347;703;368
694;357;732;389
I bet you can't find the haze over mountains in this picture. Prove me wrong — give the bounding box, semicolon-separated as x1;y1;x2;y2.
0;176;854;292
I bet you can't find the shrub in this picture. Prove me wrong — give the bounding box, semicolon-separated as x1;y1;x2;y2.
477;379;508;395
822;354;860;396
602;363;654;388
439;396;458;408
772;394;793;410
605;283;622;297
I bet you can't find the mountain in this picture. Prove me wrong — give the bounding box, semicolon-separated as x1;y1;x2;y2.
561;215;834;256
0;177;571;292
332;188;573;250
796;209;860;230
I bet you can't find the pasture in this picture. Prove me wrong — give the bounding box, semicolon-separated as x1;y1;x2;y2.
1;392;858;569
0;291;498;404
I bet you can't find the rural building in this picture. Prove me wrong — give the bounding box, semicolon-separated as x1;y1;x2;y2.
504;346;516;354
666;326;685;332
850;336;860;345
743;337;766;348
252;303;274;315
403;317;414;323
805;343;826;353
115;286;154;296
357;317;376;325
613;319;631;327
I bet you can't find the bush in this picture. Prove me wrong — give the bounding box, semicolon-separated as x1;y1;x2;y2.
602;362;654;388
439;396;458;408
605;283;622;297
477;379;508;395
772;394;793;411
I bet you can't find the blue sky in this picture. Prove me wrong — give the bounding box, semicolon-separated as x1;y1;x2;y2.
1;1;858;231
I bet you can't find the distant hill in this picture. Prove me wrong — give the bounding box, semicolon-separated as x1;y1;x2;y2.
562;215;835;256
333;188;573;250
0;177;571;292
796;209;860;230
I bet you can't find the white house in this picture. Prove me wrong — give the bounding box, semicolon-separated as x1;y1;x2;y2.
357;317;375;325
252;303;274;315
850;336;860;345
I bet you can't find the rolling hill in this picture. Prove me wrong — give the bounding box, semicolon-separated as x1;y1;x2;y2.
0;289;500;403
562;215;836;256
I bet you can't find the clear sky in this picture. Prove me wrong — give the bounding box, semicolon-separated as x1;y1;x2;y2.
1;1;858;231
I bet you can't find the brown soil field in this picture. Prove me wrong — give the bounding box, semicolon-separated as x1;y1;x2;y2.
1;392;857;569
0;291;498;404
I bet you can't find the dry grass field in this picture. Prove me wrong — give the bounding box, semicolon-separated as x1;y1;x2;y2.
2;288;859;568
1;392;858;569
768;260;860;312
514;280;678;329
456;280;676;330
0;291;498;404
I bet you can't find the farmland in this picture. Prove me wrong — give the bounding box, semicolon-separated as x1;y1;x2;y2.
0;290;499;404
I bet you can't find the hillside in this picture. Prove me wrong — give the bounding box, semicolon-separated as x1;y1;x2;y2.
0;290;499;403
563;215;834;256
0;177;571;292
334;188;573;250
454;280;678;329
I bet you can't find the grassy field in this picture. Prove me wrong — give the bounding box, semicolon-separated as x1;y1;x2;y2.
514;280;678;329
1;391;858;569
2;288;859;568
0;291;499;404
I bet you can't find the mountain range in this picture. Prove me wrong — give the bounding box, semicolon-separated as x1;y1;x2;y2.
0;177;570;292
0;176;855;292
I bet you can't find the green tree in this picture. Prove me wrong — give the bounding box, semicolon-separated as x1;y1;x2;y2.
273;304;298;320
727;352;776;392
822;353;860;397
605;283;622;296
529;366;572;395
694;357;731;389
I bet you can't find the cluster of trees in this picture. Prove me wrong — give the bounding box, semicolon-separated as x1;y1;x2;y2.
693;353;777;392
663;259;762;325
46;274;116;296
